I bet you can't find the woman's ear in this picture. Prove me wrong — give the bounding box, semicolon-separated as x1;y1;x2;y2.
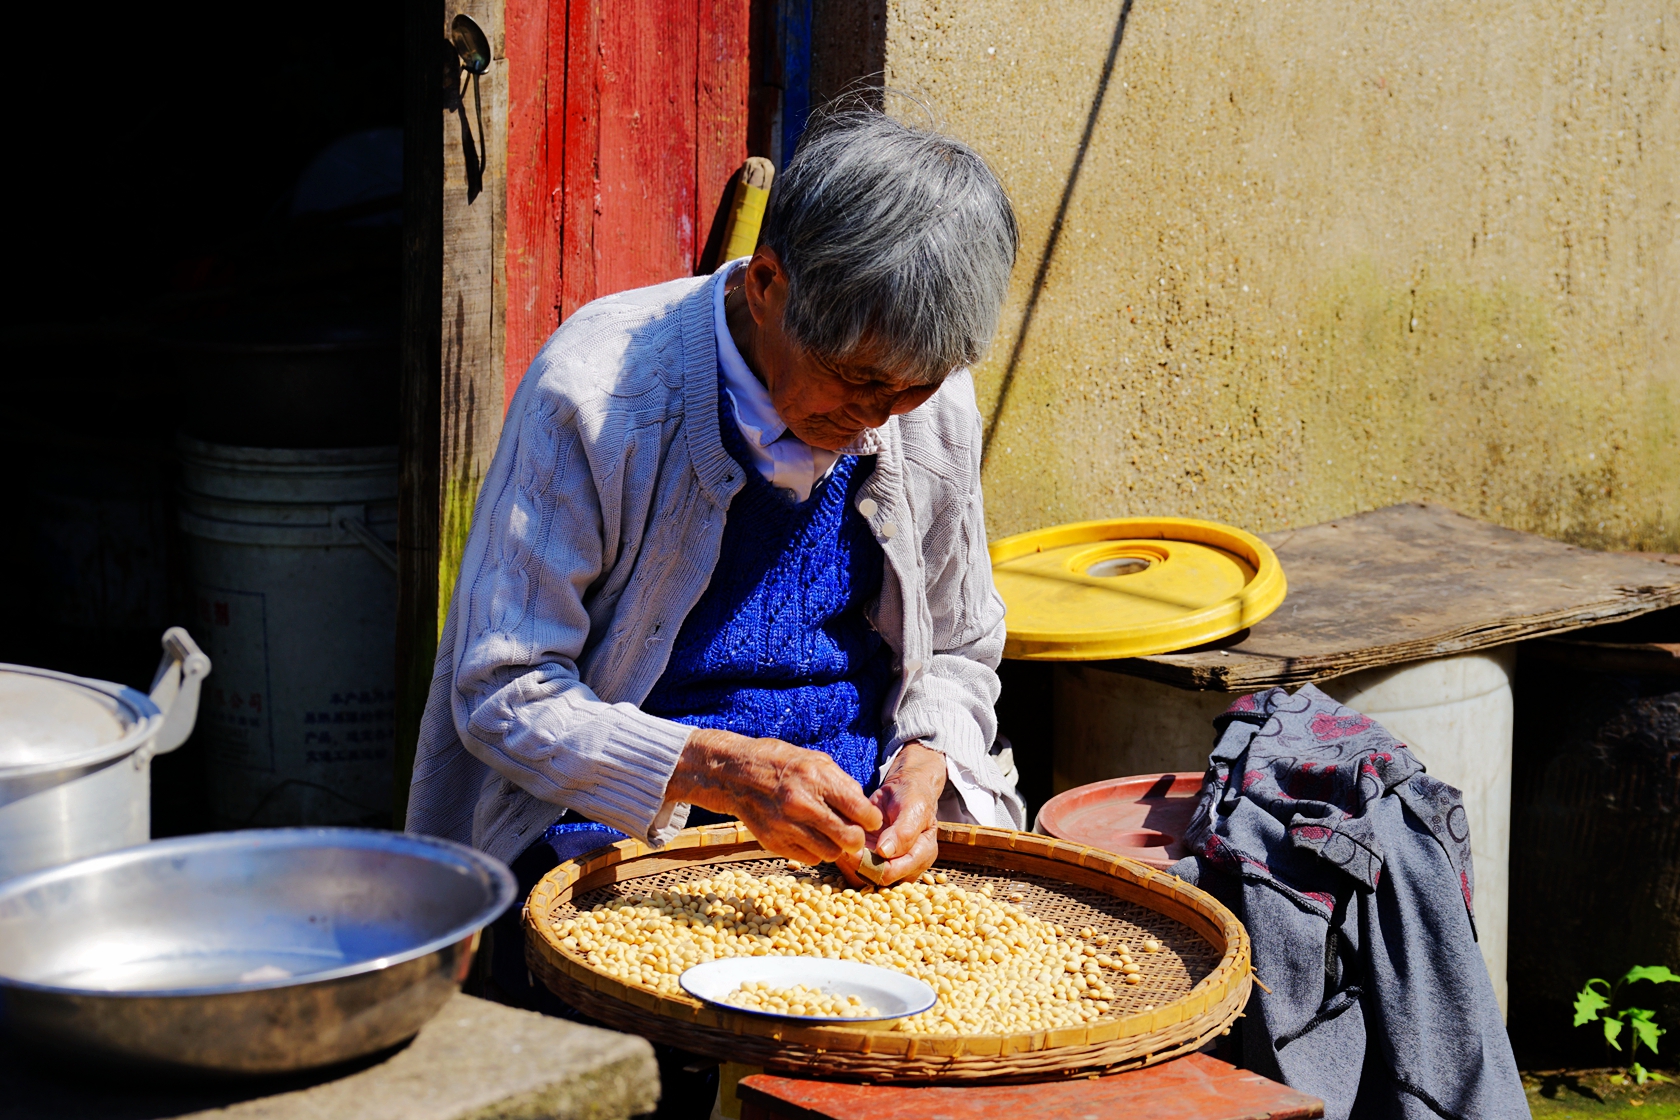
742;245;787;328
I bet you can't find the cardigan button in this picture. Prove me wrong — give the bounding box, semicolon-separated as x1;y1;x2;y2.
857;497;878;518
880;521;898;539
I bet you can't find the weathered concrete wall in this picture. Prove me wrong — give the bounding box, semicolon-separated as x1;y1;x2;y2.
881;0;1678;550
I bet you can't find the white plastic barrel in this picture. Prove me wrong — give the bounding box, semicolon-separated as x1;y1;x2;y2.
1052;647;1515;1014
176;437;398;829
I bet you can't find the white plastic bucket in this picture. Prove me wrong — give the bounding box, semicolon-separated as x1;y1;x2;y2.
1051;647;1515;1014
176;437;398;828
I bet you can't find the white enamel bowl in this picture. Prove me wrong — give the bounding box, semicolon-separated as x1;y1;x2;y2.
680;957;936;1023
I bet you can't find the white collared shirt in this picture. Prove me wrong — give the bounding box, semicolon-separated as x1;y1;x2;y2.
713;259;839;502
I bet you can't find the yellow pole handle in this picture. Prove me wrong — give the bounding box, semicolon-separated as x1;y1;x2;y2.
718;157;775;264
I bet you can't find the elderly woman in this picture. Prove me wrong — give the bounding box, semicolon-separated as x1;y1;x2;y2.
406;111;1023;1012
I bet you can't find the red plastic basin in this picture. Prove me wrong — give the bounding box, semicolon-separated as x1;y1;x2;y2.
1035;772;1205;870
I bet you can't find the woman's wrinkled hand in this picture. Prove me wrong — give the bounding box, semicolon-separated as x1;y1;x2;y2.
835;741;946;887
668;728;883;865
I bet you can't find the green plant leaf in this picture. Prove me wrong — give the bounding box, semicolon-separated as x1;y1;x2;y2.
1605;1017;1625;1051
1628;1008;1664;1056
1650;1071;1675;1085
1624;966;1680;987
1633;1061;1650;1086
1575;983;1611;1026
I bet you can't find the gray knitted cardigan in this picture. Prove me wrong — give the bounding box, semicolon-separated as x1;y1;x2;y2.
405;274;1024;865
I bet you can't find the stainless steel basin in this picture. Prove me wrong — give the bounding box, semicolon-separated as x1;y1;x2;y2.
0;828;515;1074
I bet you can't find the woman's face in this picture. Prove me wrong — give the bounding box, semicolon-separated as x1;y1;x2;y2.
734;249;943;452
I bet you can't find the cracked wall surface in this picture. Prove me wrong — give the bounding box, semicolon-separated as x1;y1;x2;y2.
878;0;1678;550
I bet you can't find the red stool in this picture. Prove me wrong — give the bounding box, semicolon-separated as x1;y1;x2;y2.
738;1052;1323;1120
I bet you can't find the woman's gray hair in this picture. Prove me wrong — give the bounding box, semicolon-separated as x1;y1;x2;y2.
761;108;1019;385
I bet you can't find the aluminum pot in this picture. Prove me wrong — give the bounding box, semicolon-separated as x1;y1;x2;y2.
0;828;516;1074
0;627;210;880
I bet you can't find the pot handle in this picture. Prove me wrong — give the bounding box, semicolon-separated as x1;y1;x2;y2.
141;628;213;762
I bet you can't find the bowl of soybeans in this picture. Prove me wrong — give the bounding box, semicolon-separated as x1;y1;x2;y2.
680;956;936;1022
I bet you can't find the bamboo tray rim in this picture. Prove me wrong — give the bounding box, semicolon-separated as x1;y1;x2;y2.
523;821;1251;1059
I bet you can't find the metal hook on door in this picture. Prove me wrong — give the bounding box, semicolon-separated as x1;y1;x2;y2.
445;14;491;203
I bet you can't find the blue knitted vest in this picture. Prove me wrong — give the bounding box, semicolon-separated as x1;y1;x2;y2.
640;384;894;803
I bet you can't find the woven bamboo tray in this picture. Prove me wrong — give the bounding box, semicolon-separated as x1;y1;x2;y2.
524;821;1250;1083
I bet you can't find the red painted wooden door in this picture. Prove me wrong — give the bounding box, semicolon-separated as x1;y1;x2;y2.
503;0;753;408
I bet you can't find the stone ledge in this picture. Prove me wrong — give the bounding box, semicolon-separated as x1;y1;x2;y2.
0;992;659;1120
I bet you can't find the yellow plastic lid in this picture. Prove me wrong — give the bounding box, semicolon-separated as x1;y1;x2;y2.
989;517;1287;661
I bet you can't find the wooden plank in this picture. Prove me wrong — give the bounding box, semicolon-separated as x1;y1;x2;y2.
559;0;602;319
502;0;556;406
439;0;508;627
1112;504;1680;692
737;1052;1323;1120
560;0;754;312
395;0;447;825
540;0;568;326
696;0;752;270
487;8;509;416
595;0;699;295
746;0;778;161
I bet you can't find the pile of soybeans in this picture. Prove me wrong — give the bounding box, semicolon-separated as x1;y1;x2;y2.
550;865;1165;1035
724;982;880;1018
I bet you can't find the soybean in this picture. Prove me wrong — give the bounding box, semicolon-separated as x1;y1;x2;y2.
550;867;1164;1035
